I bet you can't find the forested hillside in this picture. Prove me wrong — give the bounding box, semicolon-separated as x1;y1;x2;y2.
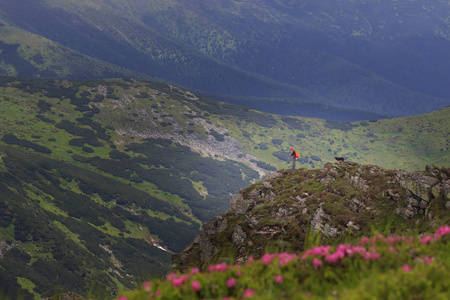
1;0;449;119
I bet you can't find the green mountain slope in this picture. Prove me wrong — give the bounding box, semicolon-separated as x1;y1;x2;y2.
0;76;448;298
0;24;151;80
1;0;449;118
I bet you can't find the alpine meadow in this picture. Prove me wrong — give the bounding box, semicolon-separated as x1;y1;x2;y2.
0;0;449;299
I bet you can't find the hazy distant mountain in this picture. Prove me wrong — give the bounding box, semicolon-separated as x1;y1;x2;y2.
0;0;449;119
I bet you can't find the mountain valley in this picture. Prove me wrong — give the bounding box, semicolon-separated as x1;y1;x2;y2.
0;76;448;298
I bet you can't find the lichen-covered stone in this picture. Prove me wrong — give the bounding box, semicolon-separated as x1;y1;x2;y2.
203;216;228;235
232;225;247;245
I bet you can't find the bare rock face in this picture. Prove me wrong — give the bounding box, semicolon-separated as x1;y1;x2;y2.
199;239;215;262
394;165;449;217
232;225;247;245
398;172;438;202
344;166;370;191
230;181;277;215
311;207;339;237
203;216;228;235
444;179;450;202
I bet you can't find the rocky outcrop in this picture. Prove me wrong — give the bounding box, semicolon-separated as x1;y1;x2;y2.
395;165;449;219
174;163;450;272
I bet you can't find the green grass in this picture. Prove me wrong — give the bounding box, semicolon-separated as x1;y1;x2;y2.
16;277;43;300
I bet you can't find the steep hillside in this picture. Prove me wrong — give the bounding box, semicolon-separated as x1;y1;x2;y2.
1;0;449;118
174;163;450;272
0;78;255;298
0;76;448;298
0;25;150;80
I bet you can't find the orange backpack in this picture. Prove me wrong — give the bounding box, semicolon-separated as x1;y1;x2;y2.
294;151;299;158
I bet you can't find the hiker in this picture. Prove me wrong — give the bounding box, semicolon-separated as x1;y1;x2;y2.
290;147;299;170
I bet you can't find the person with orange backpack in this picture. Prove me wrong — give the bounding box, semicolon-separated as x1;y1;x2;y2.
290;147;299;170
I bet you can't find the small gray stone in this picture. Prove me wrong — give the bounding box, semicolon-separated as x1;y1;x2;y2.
419;200;428;209
445;201;450;210
232;225;247;245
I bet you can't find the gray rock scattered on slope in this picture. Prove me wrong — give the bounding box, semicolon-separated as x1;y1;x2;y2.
311;207;338;238
232;225;247;245
174;164;450;271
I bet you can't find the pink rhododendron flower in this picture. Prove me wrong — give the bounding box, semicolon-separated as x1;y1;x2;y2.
191;280;201;292
360;237;370;244
302;245;331;259
278;252;297;266
172;278;184;287
262;253;273;265
325;252;342;263
363;252;381;260
351;246;366;254
118;297;128;300
166;273;178;281
420;235;433;244
191;268;200;274
312;258;323;268
274;275;283;283
155;290;161;296
227;277;236;288
243;289;256;298
402;265;412;272
385;236;396;244
389;246;396;253
142;281;151;292
424;256;433;264
371;233;384;244
172;275;189;287
336;244;350;252
209;263;229;272
434;226;450;239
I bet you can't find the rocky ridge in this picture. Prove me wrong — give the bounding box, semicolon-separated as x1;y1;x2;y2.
174;162;450;272
94;84;266;176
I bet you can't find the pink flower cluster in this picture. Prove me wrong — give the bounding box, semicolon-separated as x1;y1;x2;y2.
301;245;331;259
227;277;236;288
191;280;201;292
261;252;298;266
301;243;380;265
208;262;229;272
243;289;256;298
434;225;450;239
380;226;450;246
167;273;190;287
